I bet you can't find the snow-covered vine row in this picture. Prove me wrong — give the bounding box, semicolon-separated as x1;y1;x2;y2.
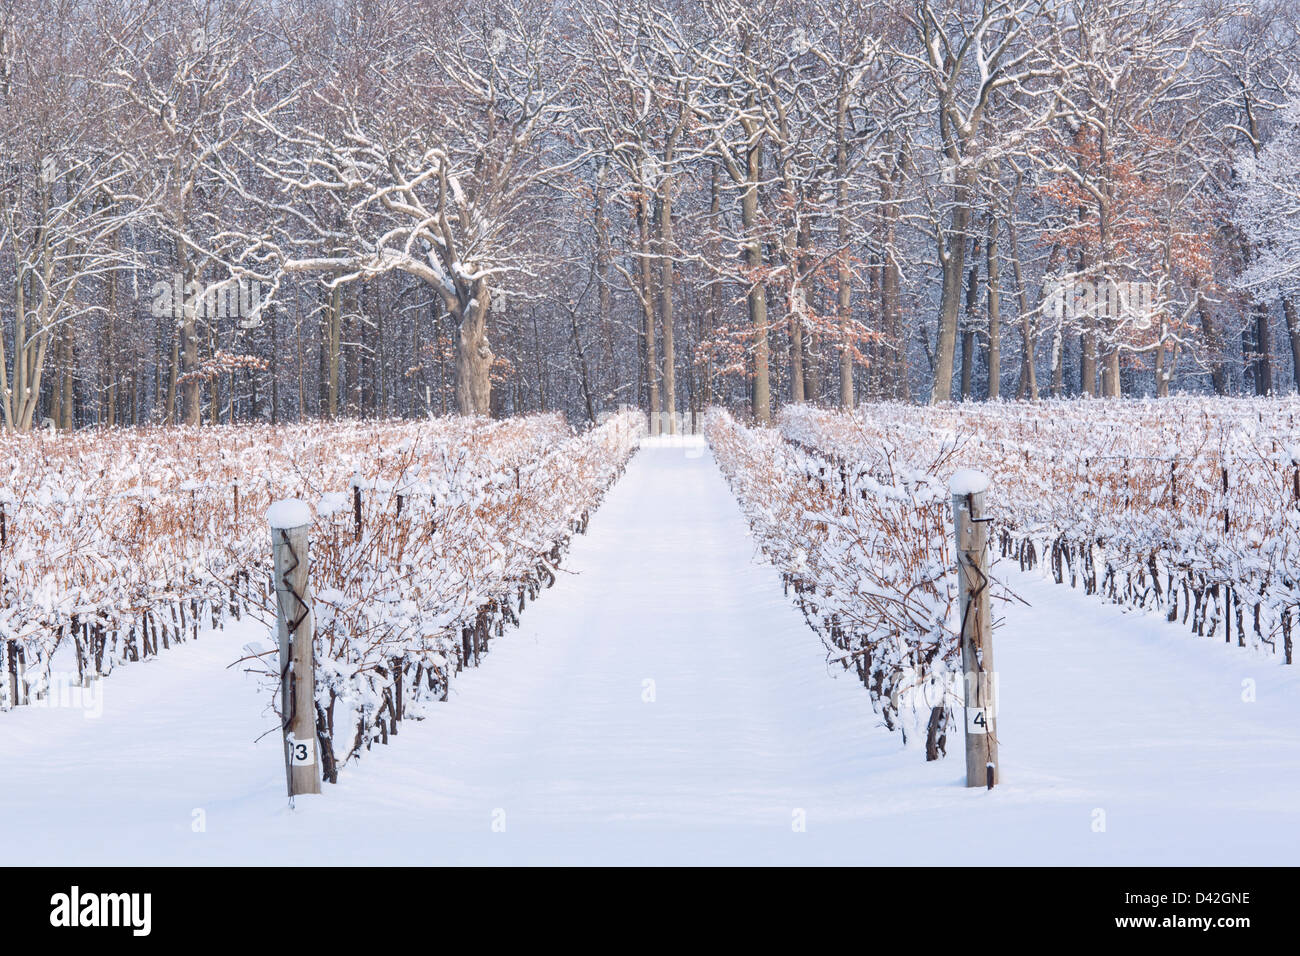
0;411;645;772
705;408;965;759
287;410;644;778
780;398;1300;665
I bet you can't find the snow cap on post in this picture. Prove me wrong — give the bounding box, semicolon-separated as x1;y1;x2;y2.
266;498;313;529
949;468;990;496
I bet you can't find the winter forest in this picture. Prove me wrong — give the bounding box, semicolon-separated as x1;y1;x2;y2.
5;0;1300;433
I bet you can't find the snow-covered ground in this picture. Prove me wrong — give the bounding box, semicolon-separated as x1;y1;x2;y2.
3;440;1298;865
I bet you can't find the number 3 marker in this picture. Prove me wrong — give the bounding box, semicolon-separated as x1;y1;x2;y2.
287;735;316;766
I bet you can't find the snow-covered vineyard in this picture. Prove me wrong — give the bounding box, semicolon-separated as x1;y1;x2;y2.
1;412;643;775
8;0;1300;878
711;396;1300;760
2;398;1297;866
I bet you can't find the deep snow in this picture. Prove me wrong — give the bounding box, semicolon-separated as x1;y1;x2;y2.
2;439;1297;865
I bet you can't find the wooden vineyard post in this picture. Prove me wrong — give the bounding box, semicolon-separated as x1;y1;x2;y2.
952;471;998;789
269;500;321;797
5;640;23;709
1;503;7;708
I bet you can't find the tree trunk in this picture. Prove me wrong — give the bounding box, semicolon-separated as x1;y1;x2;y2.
1283;297;1300;392
790;310;805;403
1101;345;1121;398
805;330;821;404
959;329;974;401
882;153;905;400
57;323;74;429
705;163;721;409
165;319;179;425
636;186;659;433
789;217;812;405
104;261;117;427
1008;219;1035;399
930;188;971;404
959;235;982;402
453;285;493;416
1075;240;1096;399
568;308;596;424
1154;318;1170;397
1096;142;1121;400
177;244;201;426
1197;286;1227;395
835;126;852;409
658;178;677;433
743;140;770;422
986;218;1001;400
837;240;853;410
1080;329;1097;397
532;308;545;412
595;160;614;406
326;284;341;417
207;325;220;425
374;282;387;415
1050;327;1064;398
269;307;279;424
1253;302;1273;395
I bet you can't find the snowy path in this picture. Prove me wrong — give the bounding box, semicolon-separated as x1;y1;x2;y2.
3;440;1299;864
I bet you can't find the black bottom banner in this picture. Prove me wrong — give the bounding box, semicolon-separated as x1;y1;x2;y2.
4;866;1279;944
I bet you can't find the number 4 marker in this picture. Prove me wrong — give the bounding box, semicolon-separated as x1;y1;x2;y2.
967;708;989;735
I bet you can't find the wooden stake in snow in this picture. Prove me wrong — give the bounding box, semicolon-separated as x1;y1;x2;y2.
951;470;998;789
5;639;23;708
268;499;321;797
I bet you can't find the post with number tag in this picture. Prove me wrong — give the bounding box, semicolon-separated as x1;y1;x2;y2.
269;500;321;797
951;471;998;789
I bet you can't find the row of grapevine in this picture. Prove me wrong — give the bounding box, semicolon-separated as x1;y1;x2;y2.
275;411;645;779
779;398;1299;664
705;408;966;760
0;412;645;758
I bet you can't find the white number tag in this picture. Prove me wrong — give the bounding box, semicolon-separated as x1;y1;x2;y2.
966;708;990;735
287;735;316;766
